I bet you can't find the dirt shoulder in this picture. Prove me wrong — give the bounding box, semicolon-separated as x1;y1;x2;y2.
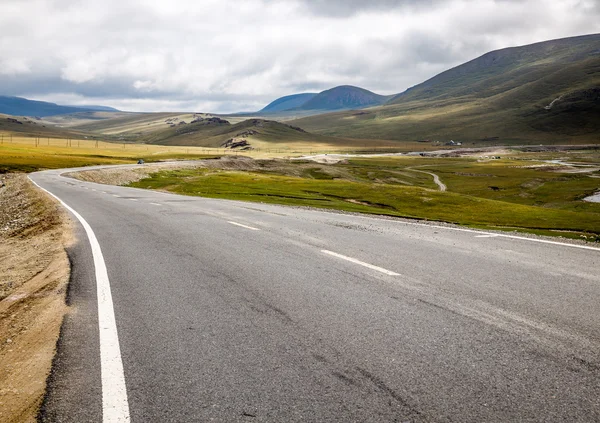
66;156;300;185
65;160;209;186
0;174;72;423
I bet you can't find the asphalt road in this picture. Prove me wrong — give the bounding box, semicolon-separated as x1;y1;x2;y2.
31;166;600;422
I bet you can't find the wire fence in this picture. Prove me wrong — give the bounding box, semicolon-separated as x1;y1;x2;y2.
0;132;433;157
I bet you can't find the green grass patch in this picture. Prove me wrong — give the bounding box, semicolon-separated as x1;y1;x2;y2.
129;167;600;236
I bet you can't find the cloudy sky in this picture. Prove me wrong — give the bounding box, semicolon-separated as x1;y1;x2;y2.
1;0;598;113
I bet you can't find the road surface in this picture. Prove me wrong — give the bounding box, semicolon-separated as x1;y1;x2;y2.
30;166;600;422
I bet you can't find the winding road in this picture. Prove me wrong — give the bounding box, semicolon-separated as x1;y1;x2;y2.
406;167;447;191
30;165;600;422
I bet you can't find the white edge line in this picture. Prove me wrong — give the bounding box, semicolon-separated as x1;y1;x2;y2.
322;249;399;276
347;214;600;252
475;234;500;238
29;176;130;423
228;221;260;231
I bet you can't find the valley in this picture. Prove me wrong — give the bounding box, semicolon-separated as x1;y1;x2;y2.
1;7;599;420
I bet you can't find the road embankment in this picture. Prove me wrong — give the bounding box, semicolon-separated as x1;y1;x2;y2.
0;174;72;423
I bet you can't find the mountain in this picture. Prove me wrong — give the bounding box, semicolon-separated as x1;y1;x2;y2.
388;33;600;106
291;34;600;144
298;85;391;111
260;93;317;112
0;96;119;117
256;85;393;115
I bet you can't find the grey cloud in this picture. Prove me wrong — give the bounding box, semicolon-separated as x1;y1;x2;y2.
293;0;445;17
1;0;598;113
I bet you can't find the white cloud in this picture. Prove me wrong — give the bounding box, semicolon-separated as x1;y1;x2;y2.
0;58;31;76
0;0;598;112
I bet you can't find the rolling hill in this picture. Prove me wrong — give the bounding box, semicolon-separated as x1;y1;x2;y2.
291;34;600;145
40;110;395;149
0;96;119;117
137;117;400;149
0;112;95;139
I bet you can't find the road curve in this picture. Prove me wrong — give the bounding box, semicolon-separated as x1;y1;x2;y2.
31;165;600;422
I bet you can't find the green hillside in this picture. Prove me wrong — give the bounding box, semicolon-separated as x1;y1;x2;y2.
291;34;600;145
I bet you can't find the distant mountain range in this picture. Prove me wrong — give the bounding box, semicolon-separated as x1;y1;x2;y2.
291;33;600;144
0;96;119;117
3;33;598;146
260;85;392;113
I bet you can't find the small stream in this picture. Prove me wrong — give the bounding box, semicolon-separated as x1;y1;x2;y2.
584;192;600;203
543;160;600;203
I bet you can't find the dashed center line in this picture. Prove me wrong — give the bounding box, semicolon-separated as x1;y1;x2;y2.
150;202;162;206
228;221;260;231
321;250;400;276
128;198;138;201
112;195;120;197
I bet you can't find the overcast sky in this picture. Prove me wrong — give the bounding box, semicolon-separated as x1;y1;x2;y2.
1;0;598;113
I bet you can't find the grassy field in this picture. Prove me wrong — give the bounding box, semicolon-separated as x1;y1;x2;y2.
0;132;453;173
128;152;600;240
3;129;599;240
343;153;600;212
0;134;228;173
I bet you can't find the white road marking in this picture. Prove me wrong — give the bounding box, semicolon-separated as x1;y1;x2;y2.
112;195;120;197
475;234;500;238
150;202;162;206
321;250;400;276
29;177;131;423
228;221;260;231
349;214;600;252
128;198;138;201
492;233;600;251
